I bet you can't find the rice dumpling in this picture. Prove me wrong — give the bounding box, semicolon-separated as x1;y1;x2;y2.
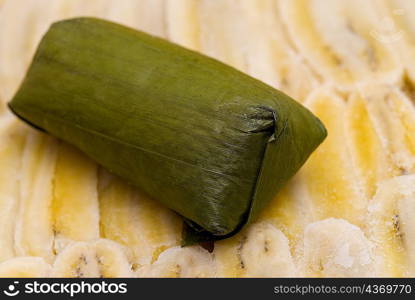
8;17;327;244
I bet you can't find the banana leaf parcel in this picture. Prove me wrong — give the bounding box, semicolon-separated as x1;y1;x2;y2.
8;18;327;245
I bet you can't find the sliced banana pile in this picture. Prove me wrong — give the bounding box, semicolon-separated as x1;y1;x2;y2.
0;0;414;277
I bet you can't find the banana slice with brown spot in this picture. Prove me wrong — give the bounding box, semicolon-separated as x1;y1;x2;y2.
214;222;297;277
239;222;298;277
0;257;51;277
303;218;375;277
368;175;415;277
52;143;99;253
98;170;181;268
51;242;100;278
301;88;367;228
139;246;215;278
397;193;415;276
15;130;58;263
0;118;27;262
52;239;134;278
278;0;402;89
93;239;134;278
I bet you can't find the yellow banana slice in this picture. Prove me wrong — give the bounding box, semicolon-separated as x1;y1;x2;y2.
303;218;375;277
368;175;415;277
214;222;297;277
52;143;99;253
301;89;367;228
0;257;51;277
0;118;27;262
51;242;100;278
345;91;399;199
52;239;133;278
239;222;298;277
360;85;415;173
397;194;415;276
15;130;58;263
278;0;402;89
94;239;134;278
139;246;215;278
98;170;181;268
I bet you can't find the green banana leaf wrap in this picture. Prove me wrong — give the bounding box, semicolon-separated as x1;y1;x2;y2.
8;17;327;245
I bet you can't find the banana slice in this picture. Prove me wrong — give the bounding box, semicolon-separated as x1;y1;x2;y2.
214;222;297;277
165;0;200;50
397;194;415;276
94;239;134;278
0;118;27;262
301;88;367;228
239;222;298;277
368;175;415;277
139;246;215;278
360;85;415;173
303;218;375;277
98;170;181;268
278;0;402;89
14;130;58;263
51;242;100;278
211;234;245;277
52;239;133;278
52;143;99;253
345;91;399;199
0;257;51;277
